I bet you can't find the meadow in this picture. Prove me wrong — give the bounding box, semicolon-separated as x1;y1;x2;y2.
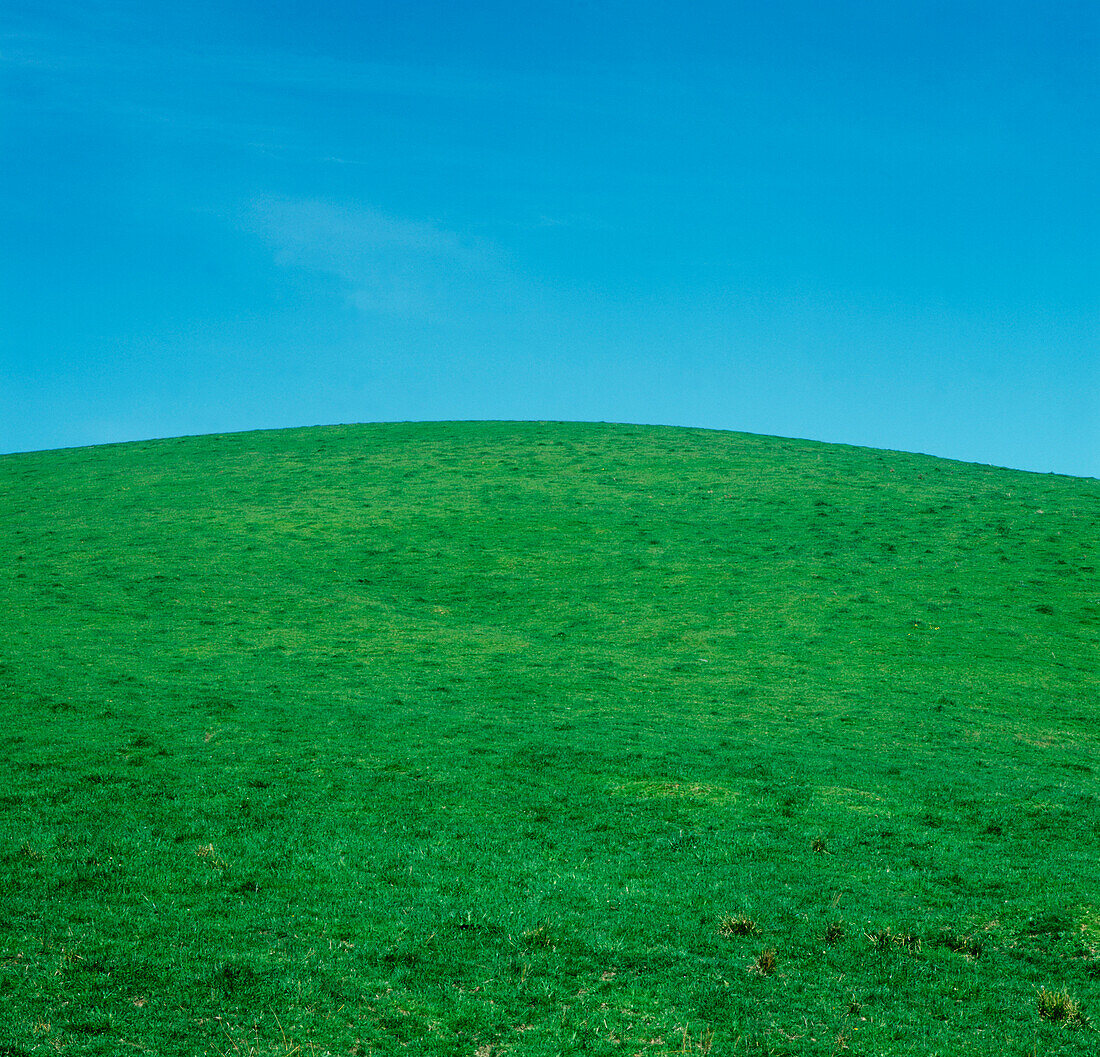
1;420;1098;1055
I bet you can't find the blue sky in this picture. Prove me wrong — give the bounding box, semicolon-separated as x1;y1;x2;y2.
3;1;1098;476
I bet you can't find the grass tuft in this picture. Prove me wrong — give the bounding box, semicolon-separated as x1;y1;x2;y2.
864;927;920;954
866;928;894;953
1037;987;1090;1027
719;914;759;938
934;929;983;958
678;1024;715;1054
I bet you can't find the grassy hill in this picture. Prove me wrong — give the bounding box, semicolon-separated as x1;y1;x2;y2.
1;420;1098;1056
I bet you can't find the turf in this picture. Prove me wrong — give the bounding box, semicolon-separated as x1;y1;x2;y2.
1;420;1098;1055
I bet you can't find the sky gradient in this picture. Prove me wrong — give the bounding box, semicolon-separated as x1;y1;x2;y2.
3;1;1098;476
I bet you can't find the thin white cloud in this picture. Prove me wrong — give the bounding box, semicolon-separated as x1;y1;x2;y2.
248;197;503;318
0;17;688;152
0;23;510;165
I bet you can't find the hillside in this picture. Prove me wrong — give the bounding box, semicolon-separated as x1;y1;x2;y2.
1;421;1098;1055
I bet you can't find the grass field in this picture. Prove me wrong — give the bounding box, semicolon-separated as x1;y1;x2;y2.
1;420;1098;1056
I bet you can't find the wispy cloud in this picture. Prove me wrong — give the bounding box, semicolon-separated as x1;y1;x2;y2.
0;22;509;163
248;197;504;318
0;15;694;161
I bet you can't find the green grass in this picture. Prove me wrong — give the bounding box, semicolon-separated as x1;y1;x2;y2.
1;420;1098;1055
